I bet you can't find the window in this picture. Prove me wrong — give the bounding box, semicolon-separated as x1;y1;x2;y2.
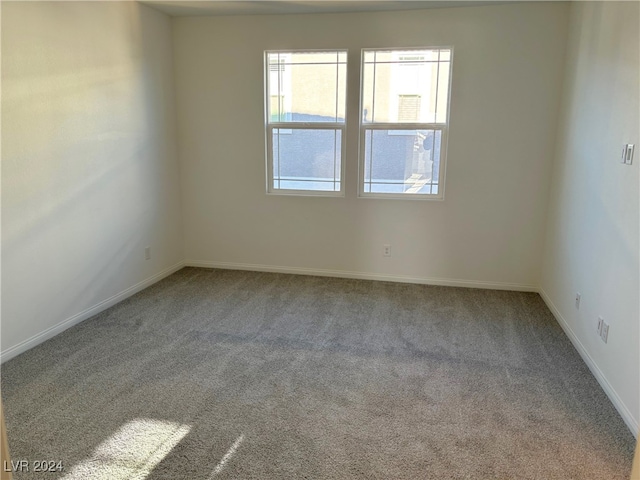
359;48;452;198
265;51;347;194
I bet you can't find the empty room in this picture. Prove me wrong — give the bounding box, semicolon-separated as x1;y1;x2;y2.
1;0;638;478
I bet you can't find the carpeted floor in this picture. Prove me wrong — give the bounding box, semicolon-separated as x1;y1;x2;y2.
1;267;636;479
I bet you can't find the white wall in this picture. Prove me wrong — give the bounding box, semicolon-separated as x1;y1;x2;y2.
540;1;639;435
1;1;184;359
173;3;569;290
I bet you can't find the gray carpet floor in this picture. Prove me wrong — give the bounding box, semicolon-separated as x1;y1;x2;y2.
1;267;636;479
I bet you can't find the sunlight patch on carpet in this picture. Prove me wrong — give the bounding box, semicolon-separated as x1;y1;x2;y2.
208;434;245;478
61;418;191;480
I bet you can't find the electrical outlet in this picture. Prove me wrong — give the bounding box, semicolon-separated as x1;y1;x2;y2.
601;322;609;343
621;144;635;165
597;316;604;336
575;293;581;309
145;246;151;260
383;244;391;257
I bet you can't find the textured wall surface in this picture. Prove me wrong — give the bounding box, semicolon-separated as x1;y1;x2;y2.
1;1;183;355
541;1;639;434
173;3;569;289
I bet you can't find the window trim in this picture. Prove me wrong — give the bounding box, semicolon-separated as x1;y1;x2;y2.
357;47;454;201
264;49;348;197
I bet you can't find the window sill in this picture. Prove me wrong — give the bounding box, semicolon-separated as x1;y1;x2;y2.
357;192;444;201
267;189;345;198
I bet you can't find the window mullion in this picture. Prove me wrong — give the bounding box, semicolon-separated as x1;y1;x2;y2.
362;123;445;131
269;122;344;129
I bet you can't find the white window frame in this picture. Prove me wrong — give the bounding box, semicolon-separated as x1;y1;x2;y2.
264;50;348;197
358;47;453;200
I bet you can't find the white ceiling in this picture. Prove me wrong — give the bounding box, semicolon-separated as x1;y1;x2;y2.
140;1;515;17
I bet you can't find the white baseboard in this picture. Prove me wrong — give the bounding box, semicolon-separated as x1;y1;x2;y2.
539;288;639;438
0;261;185;364
185;260;538;292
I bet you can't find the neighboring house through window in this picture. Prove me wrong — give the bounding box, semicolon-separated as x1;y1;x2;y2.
397;95;422;122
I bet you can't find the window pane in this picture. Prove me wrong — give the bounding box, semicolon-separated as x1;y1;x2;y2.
361;49;451;124
267;51;346;123
272;128;342;192
288;64;343;122
286;51;346;65
363;129;442;195
361;62;375;123
270;95;284;122
336;62;347;121
435;61;450;124
363;51;375;63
